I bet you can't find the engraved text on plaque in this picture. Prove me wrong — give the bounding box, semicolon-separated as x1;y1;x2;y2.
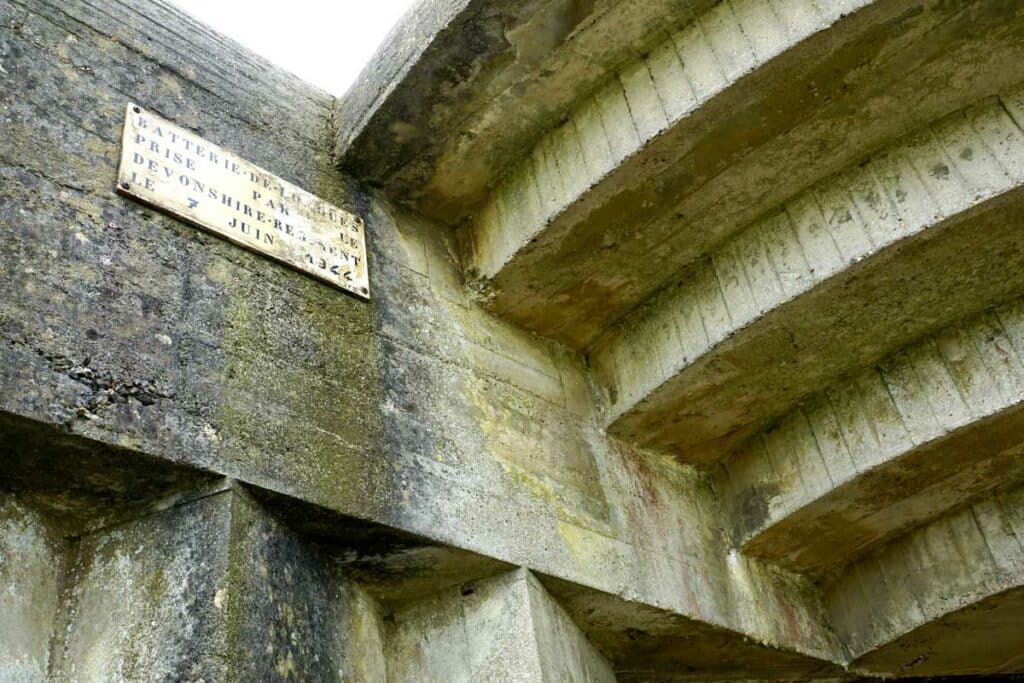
117;103;369;298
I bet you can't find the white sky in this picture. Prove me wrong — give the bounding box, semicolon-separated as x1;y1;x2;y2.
167;0;420;96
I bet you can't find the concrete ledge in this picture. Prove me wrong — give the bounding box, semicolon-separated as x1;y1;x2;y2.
540;565;847;682
592;93;1024;467
471;0;1024;348
722;297;1024;576
826;484;1024;677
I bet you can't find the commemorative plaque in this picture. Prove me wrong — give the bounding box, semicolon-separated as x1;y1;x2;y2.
117;103;369;299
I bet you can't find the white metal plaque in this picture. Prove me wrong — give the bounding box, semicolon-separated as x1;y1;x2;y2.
117;103;369;299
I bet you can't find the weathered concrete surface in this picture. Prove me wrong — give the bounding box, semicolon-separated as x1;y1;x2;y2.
51;490;234;681
722;297;1024;577
336;0;722;223
525;571;619;683
854;588;1024;678
386;568;615;682
226;486;389;682
826;484;1024;677
12;0;1024;679
0;411;223;535
0;0;390;526
364;208;844;668
2;478;394;681
473;0;1024;349
593;95;1024;467
539;567;846;682
0;495;62;683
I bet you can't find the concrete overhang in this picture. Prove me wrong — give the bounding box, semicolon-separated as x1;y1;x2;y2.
721;296;1024;577
470;0;1024;349
338;0;1024;355
334;0;721;224
591;93;1024;467
826;485;1024;678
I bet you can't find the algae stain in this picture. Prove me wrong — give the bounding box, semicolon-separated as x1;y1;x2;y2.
557;520;600;572
144;567;167;603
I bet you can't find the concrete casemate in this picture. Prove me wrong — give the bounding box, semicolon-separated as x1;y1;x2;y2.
5;0;1024;679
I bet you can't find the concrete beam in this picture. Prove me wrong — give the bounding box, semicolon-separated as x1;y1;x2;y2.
721;296;1024;576
826;484;1024;677
540;567;847;682
470;0;1024;348
591;93;1024;468
385;568;616;682
335;0;719;223
0;414;846;680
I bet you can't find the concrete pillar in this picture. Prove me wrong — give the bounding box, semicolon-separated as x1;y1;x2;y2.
49;488;235;680
0;495;64;682
226;487;387;682
386;568;616;682
41;484;386;681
